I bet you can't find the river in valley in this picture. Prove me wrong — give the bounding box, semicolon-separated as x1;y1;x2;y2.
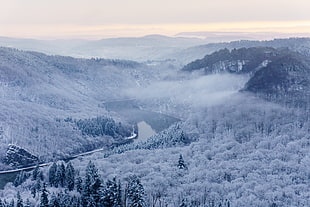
0;100;179;189
136;121;156;142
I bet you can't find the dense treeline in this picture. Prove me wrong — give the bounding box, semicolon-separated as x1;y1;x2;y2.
0;45;154;166
105;123;191;157
65;116;133;139
5;161;146;207
182;47;279;73
3;153;234;207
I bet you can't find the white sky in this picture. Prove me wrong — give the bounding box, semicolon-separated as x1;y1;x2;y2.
1;0;310;39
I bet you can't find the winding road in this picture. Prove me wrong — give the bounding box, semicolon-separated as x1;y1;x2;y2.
0;132;137;189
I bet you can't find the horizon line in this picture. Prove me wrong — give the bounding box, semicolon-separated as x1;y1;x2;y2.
1;21;310;40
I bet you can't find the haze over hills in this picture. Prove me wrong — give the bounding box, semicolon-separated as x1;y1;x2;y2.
0;35;208;62
0;38;310;206
0;46;174;168
2;34;310;64
183;47;310;108
2;0;310;205
173;37;310;64
176;31;310;41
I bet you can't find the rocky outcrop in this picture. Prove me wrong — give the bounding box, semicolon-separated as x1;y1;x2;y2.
183;47;310;108
244;52;310;108
4;144;39;167
182;47;279;74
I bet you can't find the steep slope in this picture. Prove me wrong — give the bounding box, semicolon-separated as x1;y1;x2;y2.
1;44;310;206
0;47;164;169
244;52;310;108
8;95;309;207
182;47;278;74
183;47;310;108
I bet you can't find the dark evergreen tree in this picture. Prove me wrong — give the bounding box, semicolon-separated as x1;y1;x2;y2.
36;179;41;191
38;170;44;181
105;120;116;137
116;180;122;207
14;171;29;187
76;176;83;193
48;162;58;187
57;191;71;207
127;175;145;207
56;162;66;187
31;179;41;198
49;193;60;207
65;162;75;191
91;178;102;205
16;192;23;207
225;199;231;207
86;197;96;207
83;173;91;199
270;203;277;207
179;199;187;207
69;196;80;207
76;197;82;207
102;178;122;207
0;199;4;207
31;185;36;198
32;165;40;181
40;183;49;207
177;154;187;170
82;161;101;207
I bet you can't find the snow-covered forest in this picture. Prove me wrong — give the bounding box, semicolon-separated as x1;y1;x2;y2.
0;37;310;207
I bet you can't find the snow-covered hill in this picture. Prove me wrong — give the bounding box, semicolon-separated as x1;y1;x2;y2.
0;47;172;168
1;39;310;207
183;47;310;108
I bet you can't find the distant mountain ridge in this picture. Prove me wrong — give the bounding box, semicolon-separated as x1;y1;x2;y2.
0;35;209;62
174;37;310;63
2;36;310;64
182;47;279;74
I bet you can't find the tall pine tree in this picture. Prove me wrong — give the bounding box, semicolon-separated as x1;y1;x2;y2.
82;161;101;207
56;162;66;188
48;162;58;187
32;165;40;181
16;192;23;207
49;193;60;207
177;154;187;170
127;175;145;207
76;176;83;193
102;177;122;207
65;162;75;191
40;183;49;207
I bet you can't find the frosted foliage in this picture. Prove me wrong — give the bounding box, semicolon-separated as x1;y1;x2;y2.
58;96;310;207
1;40;310;207
0;47;173;166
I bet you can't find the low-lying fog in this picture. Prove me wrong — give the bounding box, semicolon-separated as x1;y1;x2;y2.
125;73;249;108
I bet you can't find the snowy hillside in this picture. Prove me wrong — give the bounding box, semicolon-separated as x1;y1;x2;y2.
183;47;310;108
0;41;310;207
0;47;174;169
